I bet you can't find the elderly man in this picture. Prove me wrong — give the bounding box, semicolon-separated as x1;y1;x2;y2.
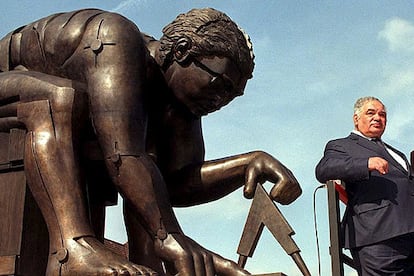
316;96;414;275
0;8;301;275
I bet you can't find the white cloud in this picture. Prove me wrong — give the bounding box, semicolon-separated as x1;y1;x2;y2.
112;0;146;13
378;17;414;52
381;69;414;96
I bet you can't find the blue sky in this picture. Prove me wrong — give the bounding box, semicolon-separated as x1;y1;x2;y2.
1;1;413;275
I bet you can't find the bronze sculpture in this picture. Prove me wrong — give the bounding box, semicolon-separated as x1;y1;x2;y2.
0;8;302;275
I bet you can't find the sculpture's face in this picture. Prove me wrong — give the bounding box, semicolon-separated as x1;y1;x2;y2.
166;56;247;116
353;100;387;138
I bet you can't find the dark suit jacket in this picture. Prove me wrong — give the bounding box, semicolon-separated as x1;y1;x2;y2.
316;133;414;249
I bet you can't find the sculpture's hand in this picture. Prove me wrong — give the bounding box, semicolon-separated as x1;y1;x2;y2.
244;152;301;205
154;233;250;276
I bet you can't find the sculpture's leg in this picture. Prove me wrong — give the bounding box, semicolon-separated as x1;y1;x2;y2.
124;203;165;274
0;72;157;275
68;12;183;268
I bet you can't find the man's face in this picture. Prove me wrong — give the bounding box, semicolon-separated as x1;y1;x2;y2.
166;56;247;116
353;100;387;138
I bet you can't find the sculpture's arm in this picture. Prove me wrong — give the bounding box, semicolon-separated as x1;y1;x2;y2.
78;13;251;275
168;151;302;206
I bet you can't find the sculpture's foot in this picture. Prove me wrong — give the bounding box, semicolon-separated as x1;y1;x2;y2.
46;236;157;276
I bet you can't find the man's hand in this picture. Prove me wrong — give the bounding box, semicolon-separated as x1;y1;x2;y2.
244;152;302;205
154;233;250;276
368;156;389;175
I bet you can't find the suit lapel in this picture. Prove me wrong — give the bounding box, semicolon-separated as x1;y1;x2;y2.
349;133;409;175
349;133;378;153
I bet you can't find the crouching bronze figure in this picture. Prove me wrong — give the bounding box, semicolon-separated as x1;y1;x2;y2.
0;8;302;275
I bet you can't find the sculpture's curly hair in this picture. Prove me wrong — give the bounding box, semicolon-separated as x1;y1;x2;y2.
159;8;254;79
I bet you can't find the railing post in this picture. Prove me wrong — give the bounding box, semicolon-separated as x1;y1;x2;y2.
327;180;344;276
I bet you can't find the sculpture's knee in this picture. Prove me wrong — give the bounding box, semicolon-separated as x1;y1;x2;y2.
0;71;87;134
17;83;82;137
17;73;87;115
17;100;58;151
20;87;67;119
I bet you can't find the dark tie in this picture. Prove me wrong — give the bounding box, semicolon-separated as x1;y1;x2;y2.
372;138;390;157
372;138;385;148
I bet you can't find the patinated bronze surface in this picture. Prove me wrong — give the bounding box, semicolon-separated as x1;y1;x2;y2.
238;184;310;276
0;8;302;275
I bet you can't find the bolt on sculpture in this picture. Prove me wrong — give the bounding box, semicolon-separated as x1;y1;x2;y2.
0;8;303;275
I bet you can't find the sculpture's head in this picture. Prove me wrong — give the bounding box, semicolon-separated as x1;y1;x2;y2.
159;8;255;116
